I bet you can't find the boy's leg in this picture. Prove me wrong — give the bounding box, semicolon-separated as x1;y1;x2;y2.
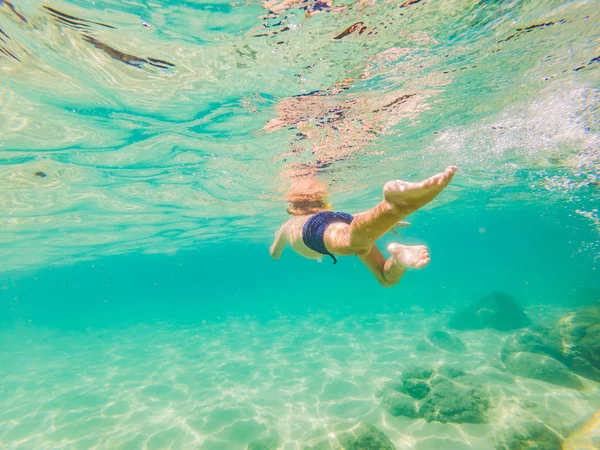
325;166;456;255
358;243;431;287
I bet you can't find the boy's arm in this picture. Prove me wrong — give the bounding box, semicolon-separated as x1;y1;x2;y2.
270;227;288;259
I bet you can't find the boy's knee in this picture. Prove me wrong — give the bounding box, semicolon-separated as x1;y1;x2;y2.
379;278;396;288
351;244;373;256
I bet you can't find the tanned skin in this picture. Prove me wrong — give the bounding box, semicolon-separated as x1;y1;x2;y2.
270;167;457;287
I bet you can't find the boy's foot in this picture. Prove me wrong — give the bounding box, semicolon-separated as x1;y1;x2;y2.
383;166;457;213
388;243;430;269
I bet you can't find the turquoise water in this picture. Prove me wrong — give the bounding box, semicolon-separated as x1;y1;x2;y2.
1;0;600;448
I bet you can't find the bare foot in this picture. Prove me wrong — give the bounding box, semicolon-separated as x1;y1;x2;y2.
388;243;430;269
383;166;457;213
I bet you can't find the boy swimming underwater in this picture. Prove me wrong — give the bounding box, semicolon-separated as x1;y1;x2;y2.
270;167;457;287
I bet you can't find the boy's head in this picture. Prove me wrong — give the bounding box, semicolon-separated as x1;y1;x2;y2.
285;177;331;215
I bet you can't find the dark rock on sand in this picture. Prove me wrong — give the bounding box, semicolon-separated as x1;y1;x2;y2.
437;366;467;378
427;330;466;353
377;367;430;403
495;421;563;450
403;366;434;380
521;401;572;435
337;423;395;450
420;378;489;424
449;292;531;331
503;352;584;390
403;378;430;399
248;436;282;450
305;423;395;449
415;339;437;352
379;365;490;424
502;327;562;360
401;366;433;399
383;391;419;418
503;301;600;382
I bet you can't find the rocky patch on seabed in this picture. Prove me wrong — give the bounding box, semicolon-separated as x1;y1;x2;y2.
302;423;395;450
502;351;584;390
494;421;564;450
490;397;591;450
502;301;600;383
377;366;492;424
423;330;467;353
252;300;600;450
449;291;531;331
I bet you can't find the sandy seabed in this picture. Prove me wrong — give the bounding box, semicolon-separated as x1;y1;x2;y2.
1;306;598;449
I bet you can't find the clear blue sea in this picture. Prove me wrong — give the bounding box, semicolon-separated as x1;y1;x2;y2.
1;0;599;448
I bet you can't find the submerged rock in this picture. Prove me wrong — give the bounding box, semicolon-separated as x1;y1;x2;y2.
437;366;467;378
503;301;600;382
503;352;584;390
420;378;489;424
415;339;437;352
495;421;563;450
304;423;395;450
427;330;466;353
337;423;395;450
378;365;490;424
403;378;430;400
383;391;419;418
449;292;531;331
492;399;575;450
520;401;572;435
401;366;433;399
403;366;434;380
